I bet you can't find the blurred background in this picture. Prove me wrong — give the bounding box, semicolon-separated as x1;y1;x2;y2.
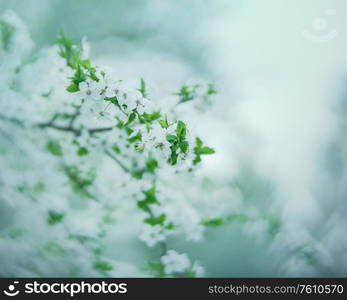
0;0;346;276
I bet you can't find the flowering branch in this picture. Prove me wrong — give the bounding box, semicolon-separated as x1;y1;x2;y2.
52;30;217;277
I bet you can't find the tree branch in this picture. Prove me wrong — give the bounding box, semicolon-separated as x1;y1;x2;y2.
89;127;114;134
68;106;81;128
37;122;81;135
104;148;130;173
62;163;99;202
0;114;25;128
37;122;113;136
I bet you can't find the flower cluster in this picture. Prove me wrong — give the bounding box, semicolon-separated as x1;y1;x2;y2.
139;224;167;247
160;250;205;277
175;83;217;112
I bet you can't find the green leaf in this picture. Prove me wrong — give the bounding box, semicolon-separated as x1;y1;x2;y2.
168;150;178;165
158;119;169;129
88;70;99;82
137;186;158;212
207;83;217;95
148;262;165;277
225;214;250;223
57;29;81;69
77;147;89;156
112;144;121;154
66;83;79;93
79;59;91;69
93;260;113;272
179;141;189;153
176;121;186;141
65;165;96;196
165;223;175;230
138;78;148;98
166;135;177;144
195;137;203;148
144;186;157;201
142;111;161;122
46;140;63;156
125;112;136;126
34;182;45;193
127;133;141;143
197;146;215;155
175;85;195;104
202;214;251;227
71;66;86;85
146;158;158;173
144;214;166;226
131;169;145;179
0;20;15;52
48;211;65;225
185;270;197;278
264;215;282;238
137;201;148;212
193;137;215;165
105;96;120;107
125;127;133;136
201;218;224;227
192;155;201;165
175;83;216;105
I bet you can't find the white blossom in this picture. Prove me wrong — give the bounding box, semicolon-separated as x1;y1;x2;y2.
104;82;120;98
138;123;172;158
191;262;205;277
184;223;204;242
78;80;103;101
137;98;155;115
160;250;190;274
139;224;166;247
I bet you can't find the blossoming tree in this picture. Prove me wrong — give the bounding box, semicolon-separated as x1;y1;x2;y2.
0;11;286;277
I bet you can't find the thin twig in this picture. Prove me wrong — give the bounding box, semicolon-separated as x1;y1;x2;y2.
0;127;25;154
0;114;25;128
62;163;99;202
89;127;113;134
105;146;168;255
68;106;81;128
37;121;113;136
104;148;130;173
37;123;81;135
